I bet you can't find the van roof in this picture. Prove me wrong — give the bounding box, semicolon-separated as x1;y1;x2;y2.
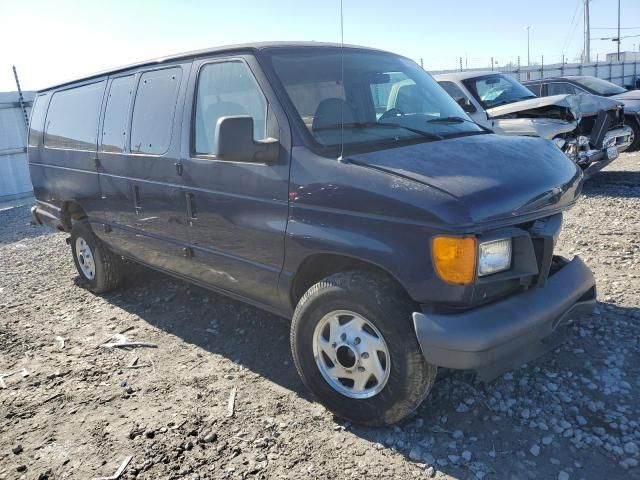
38;42;385;93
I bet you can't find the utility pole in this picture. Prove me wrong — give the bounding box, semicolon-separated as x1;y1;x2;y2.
12;66;29;129
583;0;590;63
617;0;621;61
527;26;531;66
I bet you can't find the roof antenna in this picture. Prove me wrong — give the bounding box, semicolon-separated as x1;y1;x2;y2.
337;0;346;162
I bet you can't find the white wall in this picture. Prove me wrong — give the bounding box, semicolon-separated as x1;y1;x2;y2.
0;92;34;201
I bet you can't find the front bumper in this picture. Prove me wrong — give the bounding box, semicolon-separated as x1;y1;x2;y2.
575;126;633;179
413;256;596;372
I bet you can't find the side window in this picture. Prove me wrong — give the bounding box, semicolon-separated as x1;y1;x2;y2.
130;67;182;155
28;94;48;147
194;61;267;155
102;75;135;153
525;83;542;96
44;81;106;150
547;82;578;95
438;81;470;103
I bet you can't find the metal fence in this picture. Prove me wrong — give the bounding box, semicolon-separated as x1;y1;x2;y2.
431;59;640;88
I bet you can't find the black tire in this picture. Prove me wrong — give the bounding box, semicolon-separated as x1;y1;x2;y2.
290;271;437;426
70;219;123;293
627;119;640;152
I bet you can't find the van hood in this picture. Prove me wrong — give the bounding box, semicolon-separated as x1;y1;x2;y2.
348;134;582;225
487;93;622;120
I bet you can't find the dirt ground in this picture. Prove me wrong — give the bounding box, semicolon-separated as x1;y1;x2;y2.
1;152;639;480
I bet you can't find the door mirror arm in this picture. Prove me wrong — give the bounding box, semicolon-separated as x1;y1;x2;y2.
215;116;279;164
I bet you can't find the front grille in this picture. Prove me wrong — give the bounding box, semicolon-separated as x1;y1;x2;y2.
526;214;562;287
578;108;622;136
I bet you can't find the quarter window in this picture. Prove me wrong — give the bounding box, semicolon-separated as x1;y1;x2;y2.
102;75;135;153
28;94;48;147
194;61;267;155
44;81;105;150
130;67;182;155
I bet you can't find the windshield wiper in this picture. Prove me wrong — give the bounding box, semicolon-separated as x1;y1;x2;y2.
427;116;473;124
314;121;444;141
351;121;444;140
426;116;493;133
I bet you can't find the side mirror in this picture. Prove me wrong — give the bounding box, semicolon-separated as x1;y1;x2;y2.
215;116;279;164
456;97;477;113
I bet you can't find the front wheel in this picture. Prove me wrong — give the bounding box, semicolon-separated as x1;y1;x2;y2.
628;120;640;152
70;219;124;293
290;271;437;426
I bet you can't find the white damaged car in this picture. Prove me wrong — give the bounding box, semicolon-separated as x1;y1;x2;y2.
435;71;633;178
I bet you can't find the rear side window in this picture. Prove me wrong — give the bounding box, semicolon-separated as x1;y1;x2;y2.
547;82;580;96
44;81;106;150
28;94;48;147
102;75;135;153
194;61;267;155
130;67;182;155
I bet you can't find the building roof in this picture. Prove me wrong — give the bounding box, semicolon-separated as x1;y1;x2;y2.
0;91;36;106
39;42;386;93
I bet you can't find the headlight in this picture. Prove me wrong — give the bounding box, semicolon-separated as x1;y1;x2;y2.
553;137;566;149
478;238;512;276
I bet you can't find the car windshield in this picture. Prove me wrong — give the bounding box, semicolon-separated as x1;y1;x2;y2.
463;74;537;109
573;77;626;96
267;49;483;154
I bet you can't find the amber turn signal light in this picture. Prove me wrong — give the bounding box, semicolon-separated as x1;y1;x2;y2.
432;236;477;285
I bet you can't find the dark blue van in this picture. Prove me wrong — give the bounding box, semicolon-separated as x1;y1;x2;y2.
28;43;596;425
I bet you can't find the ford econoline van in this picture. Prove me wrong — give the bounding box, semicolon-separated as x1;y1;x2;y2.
29;43;596;425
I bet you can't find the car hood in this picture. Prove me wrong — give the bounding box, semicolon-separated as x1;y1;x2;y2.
611;90;640;112
348;134;582;226
486;93;622;119
612;89;640;101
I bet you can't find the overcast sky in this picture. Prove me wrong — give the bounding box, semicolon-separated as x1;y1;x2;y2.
2;0;640;92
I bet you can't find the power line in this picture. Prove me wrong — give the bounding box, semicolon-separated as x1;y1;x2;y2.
592;26;640;30
561;0;582;57
593;33;640;40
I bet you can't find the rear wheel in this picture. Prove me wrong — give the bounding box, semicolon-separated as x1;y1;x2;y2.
290;271;437;426
70;220;123;293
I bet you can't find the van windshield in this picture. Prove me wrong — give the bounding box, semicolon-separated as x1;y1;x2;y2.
267;49;483;154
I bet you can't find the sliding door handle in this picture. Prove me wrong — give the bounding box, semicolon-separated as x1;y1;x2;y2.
132;185;142;215
185;192;197;222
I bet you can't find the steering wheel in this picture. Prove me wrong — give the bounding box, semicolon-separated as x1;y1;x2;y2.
379;107;405;122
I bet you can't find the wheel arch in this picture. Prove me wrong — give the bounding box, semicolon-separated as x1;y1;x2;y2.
60;200;88;232
289;252;412;309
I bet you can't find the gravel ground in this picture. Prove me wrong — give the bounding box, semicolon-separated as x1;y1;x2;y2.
1;152;639;480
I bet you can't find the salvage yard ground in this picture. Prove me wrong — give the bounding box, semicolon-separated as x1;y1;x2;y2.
1;152;639;480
